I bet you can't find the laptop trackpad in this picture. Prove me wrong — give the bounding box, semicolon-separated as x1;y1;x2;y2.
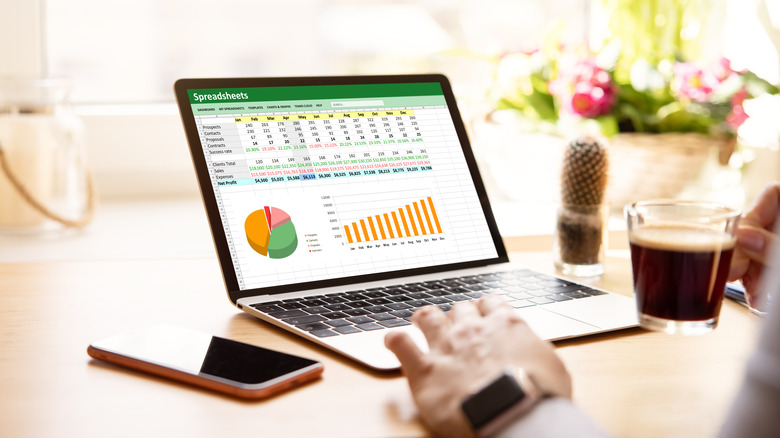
545;294;638;330
515;306;600;341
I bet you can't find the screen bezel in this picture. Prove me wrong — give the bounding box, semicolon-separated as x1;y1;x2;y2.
173;74;509;304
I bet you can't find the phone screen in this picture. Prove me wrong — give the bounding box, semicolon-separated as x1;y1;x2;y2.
90;325;320;385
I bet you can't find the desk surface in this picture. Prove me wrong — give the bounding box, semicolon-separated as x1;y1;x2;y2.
0;240;762;438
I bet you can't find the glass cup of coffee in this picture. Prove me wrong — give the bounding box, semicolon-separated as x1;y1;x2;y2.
625;201;741;335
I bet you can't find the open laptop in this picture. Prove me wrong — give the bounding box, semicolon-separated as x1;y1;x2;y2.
173;74;638;371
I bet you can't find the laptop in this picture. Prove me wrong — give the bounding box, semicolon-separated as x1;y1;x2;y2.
173;74;638;371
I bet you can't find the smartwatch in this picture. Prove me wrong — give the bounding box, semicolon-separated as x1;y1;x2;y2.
461;368;541;438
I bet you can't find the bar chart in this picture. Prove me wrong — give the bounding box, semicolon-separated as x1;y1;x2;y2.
341;196;443;244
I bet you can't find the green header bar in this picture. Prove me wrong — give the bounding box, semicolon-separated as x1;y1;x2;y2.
187;82;443;104
190;95;446;115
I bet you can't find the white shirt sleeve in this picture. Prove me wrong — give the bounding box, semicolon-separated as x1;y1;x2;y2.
495;397;609;438
718;287;780;438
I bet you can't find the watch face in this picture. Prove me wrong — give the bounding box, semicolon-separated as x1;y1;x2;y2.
462;372;526;429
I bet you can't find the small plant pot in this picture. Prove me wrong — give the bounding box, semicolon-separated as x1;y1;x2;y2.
553;204;608;277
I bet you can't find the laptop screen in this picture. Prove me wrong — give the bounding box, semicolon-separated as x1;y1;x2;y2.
176;77;505;296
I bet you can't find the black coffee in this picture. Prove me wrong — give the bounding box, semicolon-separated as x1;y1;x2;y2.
629;225;735;321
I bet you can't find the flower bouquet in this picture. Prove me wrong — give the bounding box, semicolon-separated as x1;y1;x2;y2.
493;44;778;139
489;41;779;204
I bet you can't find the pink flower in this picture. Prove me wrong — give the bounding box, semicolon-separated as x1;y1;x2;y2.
726;105;748;129
672;62;718;102
550;58;616;118
727;87;750;129
570;83;614;118
713;57;735;83
731;87;749;106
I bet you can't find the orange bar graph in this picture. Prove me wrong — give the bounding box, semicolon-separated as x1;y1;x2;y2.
413;202;427;235
420;199;434;235
360;219;370;241
406;205;419;236
375;215;387;239
368;217;379;240
342;196;444;244
392;211;403;237
384;213;395;239
427;197;443;233
398;209;410;237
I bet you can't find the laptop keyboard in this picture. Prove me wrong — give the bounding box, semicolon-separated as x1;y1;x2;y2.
249;269;607;338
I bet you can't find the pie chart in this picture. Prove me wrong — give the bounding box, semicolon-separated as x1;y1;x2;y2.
244;206;298;259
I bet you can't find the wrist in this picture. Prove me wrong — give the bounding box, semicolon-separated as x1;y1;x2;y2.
461;368;542;438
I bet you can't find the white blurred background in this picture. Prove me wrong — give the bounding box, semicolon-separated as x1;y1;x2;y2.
1;0;779;202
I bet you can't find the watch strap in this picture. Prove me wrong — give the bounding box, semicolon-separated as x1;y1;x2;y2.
462;369;541;438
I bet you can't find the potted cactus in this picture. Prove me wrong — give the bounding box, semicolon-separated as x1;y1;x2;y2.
554;137;609;276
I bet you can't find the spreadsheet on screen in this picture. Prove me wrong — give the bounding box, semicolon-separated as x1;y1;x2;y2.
186;83;497;290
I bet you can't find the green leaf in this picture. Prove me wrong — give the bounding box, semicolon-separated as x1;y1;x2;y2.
496;98;523;111
596;116;619;137
657;103;711;133
523;91;557;121
615;103;645;132
741;71;780;96
709;74;742;103
529;73;551;94
615;82;649;111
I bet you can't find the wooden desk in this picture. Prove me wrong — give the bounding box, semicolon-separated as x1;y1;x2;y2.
0;243;762;438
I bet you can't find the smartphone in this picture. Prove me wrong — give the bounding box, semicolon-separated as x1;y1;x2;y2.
87;325;323;399
725;281;747;306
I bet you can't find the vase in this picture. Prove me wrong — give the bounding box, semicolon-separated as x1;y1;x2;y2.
553;203;609;277
0;78;94;234
605;133;735;208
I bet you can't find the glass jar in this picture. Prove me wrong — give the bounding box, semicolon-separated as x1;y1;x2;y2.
0;78;94;234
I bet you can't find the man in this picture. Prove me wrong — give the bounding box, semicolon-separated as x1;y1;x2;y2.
385;182;780;437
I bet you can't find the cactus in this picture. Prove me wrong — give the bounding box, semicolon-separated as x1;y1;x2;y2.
560;137;609;206
556;137;609;272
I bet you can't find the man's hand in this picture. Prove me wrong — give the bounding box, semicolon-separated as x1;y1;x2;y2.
384;295;572;437
729;182;780;310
